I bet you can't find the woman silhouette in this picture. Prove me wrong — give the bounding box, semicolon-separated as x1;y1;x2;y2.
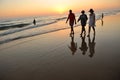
87;9;96;37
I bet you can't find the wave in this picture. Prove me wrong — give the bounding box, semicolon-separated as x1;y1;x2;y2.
0;23;30;30
0;27;70;45
0;20;59;37
0;16;68;37
56;17;67;21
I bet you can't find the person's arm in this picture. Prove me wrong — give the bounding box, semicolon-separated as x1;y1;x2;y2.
74;14;76;24
66;14;69;23
77;16;81;22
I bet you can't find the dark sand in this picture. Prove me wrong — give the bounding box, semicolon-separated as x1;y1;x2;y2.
0;13;120;80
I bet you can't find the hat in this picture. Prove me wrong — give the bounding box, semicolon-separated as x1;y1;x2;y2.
81;10;85;13
89;9;94;12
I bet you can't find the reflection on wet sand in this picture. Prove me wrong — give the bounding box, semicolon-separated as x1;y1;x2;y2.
79;35;88;55
88;34;96;58
101;19;104;26
68;34;77;55
79;34;96;58
68;33;96;58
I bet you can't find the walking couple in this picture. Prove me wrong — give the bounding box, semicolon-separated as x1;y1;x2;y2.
66;9;96;37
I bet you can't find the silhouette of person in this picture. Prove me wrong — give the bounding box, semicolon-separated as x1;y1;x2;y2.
78;10;88;37
66;10;76;36
79;34;88;55
88;34;96;58
33;19;36;25
101;13;104;26
87;9;96;37
68;34;77;55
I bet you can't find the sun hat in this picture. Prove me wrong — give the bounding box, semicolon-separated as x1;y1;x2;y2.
89;9;94;12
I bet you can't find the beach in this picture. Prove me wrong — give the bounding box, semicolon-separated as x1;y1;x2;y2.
0;13;120;80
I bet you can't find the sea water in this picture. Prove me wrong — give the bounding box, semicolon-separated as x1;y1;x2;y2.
0;9;120;44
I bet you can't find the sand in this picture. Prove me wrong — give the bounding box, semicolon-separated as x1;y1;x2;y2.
0;13;120;80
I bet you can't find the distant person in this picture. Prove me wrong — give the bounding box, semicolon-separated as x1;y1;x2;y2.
78;10;88;37
66;10;76;36
68;35;77;55
101;13;104;26
87;9;96;37
88;34;96;58
79;34;88;55
33;19;36;25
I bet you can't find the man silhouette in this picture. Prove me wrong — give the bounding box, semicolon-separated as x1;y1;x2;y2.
66;10;76;36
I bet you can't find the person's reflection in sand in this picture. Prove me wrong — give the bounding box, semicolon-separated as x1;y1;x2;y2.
101;19;104;26
68;34;77;55
79;35;88;55
88;34;96;58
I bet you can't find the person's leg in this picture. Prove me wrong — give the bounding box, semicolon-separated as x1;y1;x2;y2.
80;26;84;36
69;25;72;36
69;23;72;35
72;26;74;34
70;26;72;35
87;26;91;37
70;23;74;34
83;26;86;35
92;27;96;35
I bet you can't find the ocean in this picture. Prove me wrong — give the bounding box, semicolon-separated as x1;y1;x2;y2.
0;9;120;45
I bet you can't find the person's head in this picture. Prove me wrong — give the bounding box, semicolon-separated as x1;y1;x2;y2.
81;10;85;14
89;9;94;13
69;10;72;13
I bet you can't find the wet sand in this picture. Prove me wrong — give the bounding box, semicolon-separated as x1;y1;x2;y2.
0;13;120;80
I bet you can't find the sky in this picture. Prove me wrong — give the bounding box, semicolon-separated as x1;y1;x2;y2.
0;0;120;17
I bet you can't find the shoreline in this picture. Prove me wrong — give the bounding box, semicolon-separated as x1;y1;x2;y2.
0;13;120;80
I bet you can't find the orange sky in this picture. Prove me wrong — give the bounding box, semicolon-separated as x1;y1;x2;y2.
0;0;120;17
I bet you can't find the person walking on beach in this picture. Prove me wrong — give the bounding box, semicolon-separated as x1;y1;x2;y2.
101;13;104;26
33;19;36;25
87;9;96;37
66;10;76;36
78;10;88;37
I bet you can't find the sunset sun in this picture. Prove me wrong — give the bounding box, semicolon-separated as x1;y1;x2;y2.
55;6;67;14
